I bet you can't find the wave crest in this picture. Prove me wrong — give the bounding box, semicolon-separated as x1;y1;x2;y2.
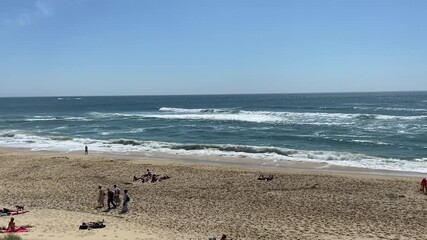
159;107;239;114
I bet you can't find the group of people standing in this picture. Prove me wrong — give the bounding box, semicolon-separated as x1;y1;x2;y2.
97;185;130;213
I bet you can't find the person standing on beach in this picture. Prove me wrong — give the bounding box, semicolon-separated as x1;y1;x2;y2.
421;178;427;194
85;145;88;155
113;184;121;205
107;188;116;209
121;190;130;213
97;186;105;208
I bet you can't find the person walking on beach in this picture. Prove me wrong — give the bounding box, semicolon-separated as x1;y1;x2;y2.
85;145;88;155
107;188;116;209
97;186;105;208
121;190;130;213
113;184;121;205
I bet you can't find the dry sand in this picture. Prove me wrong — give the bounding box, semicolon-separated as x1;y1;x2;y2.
0;149;426;240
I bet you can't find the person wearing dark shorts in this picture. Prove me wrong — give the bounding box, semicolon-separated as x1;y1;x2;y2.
107;188;116;209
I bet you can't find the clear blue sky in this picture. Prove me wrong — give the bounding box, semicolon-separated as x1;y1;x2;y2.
1;0;426;97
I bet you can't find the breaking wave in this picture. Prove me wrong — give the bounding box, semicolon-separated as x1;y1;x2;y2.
88;108;426;125
1;131;426;173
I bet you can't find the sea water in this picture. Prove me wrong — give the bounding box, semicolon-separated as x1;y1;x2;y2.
0;92;426;172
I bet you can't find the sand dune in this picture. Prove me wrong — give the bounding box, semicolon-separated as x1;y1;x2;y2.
0;150;426;239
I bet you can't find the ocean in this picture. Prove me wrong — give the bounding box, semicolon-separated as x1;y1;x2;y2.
0;92;426;172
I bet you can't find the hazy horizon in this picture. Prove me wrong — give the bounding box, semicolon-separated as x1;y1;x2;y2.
1;90;427;99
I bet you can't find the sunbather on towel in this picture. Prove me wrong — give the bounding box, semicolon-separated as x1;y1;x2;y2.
0;208;10;215
0;208;26;217
0;206;24;214
159;174;170;182
5;217;32;232
79;220;105;229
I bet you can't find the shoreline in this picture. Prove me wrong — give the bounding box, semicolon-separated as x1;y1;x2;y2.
1;147;425;178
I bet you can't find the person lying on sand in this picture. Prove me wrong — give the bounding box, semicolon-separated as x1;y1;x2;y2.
159;175;170;182
134;173;170;183
0;207;27;217
133;175;150;182
79;220;106;230
0;208;10;214
151;174;158;183
134;169;153;180
257;174;273;181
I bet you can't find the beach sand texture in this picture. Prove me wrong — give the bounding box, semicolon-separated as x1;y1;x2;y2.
0;150;426;240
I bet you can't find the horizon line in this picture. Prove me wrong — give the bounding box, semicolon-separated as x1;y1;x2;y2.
1;90;426;98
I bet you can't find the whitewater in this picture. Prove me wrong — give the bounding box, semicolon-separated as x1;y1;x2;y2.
0;92;426;172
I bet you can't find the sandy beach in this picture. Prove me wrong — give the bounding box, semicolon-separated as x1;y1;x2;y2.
0;149;426;240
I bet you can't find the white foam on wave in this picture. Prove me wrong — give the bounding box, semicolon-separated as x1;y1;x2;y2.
354;106;427;112
151;110;358;125
159;107;235;113
146;112;284;123
349;139;392;146
88;112;146;119
88;109;426;126
57;97;83;101
25;117;57;121
1;131;426;173
24;116;91;122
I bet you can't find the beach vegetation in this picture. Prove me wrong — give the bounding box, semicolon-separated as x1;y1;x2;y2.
0;234;23;240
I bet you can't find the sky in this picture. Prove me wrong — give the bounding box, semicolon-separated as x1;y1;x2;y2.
0;0;426;97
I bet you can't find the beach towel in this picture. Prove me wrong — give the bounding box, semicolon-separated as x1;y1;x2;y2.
0;227;29;233
0;210;29;217
9;210;29;216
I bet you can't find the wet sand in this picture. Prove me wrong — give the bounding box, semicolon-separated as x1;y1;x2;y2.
0;149;426;240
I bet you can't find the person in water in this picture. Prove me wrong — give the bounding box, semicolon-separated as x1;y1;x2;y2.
85;145;88;155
